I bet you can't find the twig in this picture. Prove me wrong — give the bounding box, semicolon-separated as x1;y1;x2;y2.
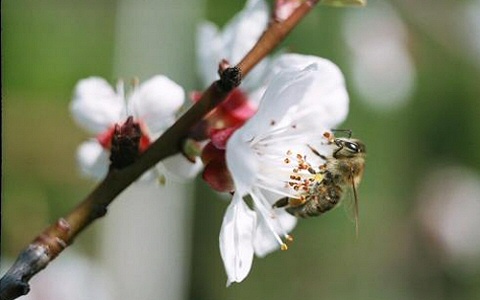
0;2;319;299
238;0;319;77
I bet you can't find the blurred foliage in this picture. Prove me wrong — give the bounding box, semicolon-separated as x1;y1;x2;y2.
2;0;116;256
2;0;116;97
2;0;480;299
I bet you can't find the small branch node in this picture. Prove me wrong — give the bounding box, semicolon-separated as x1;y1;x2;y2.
217;67;242;92
54;237;68;250
56;218;71;234
91;203;108;220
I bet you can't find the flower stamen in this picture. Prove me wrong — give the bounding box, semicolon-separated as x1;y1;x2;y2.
282;150;326;198
251;189;292;250
285;234;294;242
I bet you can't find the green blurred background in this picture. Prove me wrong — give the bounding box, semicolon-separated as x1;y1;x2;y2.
2;0;480;299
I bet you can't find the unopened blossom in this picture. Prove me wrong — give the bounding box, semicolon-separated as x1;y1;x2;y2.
220;58;349;285
70;75;202;181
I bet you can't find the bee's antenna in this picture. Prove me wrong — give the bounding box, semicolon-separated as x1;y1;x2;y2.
331;129;352;138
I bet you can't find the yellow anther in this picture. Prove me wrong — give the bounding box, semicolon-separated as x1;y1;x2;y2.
281;243;288;251
314;173;324;182
285;234;294;242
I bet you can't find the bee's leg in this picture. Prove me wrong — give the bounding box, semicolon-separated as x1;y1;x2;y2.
333;144;344;159
288;197;306;207
287;200;320;218
272;197;289;208
273;196;307;208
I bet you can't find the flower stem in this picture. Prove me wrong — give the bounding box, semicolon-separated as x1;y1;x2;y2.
0;2;320;299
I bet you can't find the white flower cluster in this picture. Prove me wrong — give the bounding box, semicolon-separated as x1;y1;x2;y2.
197;0;350;285
70;0;351;286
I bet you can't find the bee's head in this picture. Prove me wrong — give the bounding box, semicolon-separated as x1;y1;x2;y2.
333;138;366;159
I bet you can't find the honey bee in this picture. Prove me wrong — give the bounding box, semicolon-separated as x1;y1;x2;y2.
273;131;366;234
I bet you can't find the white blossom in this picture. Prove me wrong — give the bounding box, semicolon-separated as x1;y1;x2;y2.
70;75;202;181
220;58;349;285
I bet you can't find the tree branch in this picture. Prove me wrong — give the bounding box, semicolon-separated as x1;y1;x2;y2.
0;2;319;299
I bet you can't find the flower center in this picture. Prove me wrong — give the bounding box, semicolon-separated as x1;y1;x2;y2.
96;117;151;153
283;149;326;201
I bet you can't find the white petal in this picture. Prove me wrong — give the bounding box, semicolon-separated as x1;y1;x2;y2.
300;60;349;128
137;167;161;182
161;154;203;181
128;75;185;135
247;53;334;105
196;22;223;87
76;140;109;180
254;209;297;257
226;131;259;196
219;193;256;286
268;53;332;77
242;59;349;137
246;85;267;106
70;77;125;134
239;65;317;137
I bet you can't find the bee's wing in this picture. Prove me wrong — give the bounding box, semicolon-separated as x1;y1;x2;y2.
342;178;360;237
351;176;360;238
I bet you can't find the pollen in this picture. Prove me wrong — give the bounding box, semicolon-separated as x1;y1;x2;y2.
283;148;326;199
323;131;332;140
